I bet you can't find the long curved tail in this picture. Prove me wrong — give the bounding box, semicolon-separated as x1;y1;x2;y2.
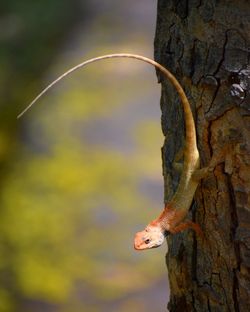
17;53;198;187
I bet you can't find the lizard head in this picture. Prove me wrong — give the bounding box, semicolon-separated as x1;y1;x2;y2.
134;223;166;250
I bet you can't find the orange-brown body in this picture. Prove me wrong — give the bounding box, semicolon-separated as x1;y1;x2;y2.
18;53;212;251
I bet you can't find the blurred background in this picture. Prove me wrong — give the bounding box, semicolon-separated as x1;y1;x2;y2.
0;1;169;311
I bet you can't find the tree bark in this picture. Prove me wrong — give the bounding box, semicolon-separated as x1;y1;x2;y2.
154;1;250;311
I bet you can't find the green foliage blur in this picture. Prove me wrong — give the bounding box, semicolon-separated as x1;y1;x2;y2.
0;0;82;160
0;1;166;311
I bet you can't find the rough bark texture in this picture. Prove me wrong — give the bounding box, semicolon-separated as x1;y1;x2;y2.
154;1;250;311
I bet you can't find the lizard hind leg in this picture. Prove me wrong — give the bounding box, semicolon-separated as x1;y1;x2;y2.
191;167;210;181
172;147;184;173
172;162;183;173
191;143;234;182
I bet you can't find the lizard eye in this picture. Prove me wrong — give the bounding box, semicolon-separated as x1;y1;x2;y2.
145;239;150;244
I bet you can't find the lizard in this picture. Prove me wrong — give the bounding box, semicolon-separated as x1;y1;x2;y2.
17;53;217;251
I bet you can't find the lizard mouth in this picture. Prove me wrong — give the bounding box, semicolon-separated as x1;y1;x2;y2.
134;243;151;250
134;244;143;250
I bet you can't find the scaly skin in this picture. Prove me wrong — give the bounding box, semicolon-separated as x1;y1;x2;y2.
17;53;202;251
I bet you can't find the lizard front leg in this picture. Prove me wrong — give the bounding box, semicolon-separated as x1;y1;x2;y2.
170;221;204;237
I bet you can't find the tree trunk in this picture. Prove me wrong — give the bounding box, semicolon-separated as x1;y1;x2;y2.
154;1;250;311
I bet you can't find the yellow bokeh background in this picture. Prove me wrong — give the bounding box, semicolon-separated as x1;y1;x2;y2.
0;1;169;311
